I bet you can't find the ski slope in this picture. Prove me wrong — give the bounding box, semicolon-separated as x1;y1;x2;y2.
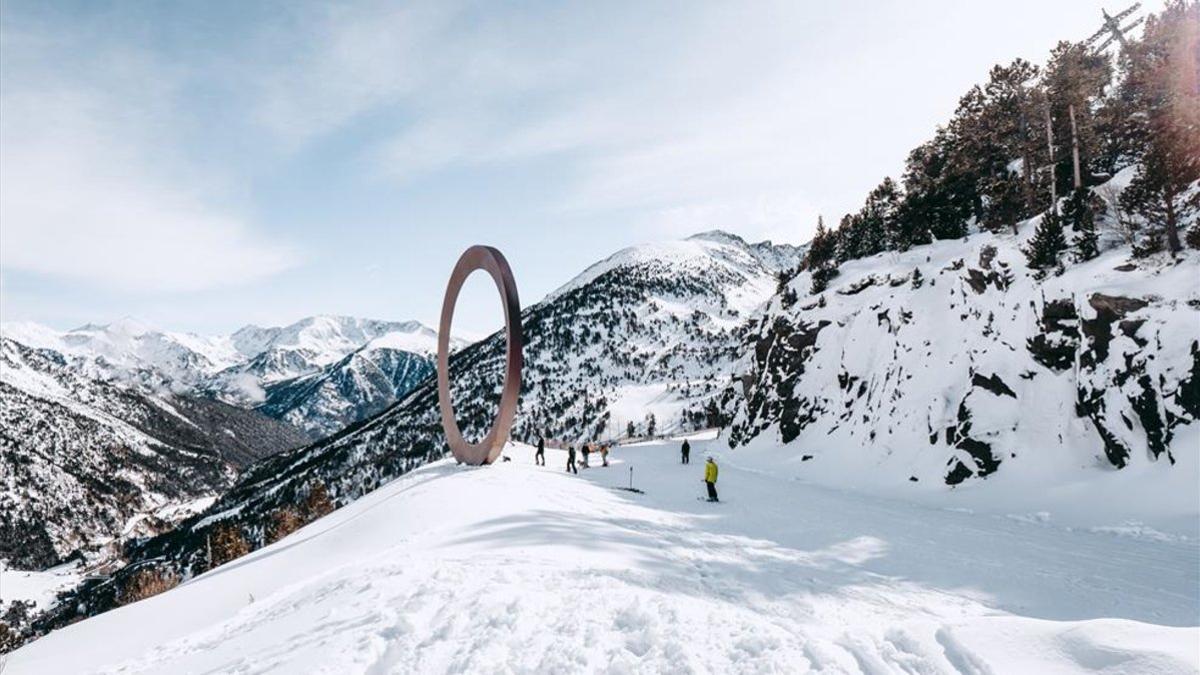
8;436;1197;674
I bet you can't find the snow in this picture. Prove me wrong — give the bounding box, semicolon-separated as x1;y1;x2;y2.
1;563;80;613
10;437;1196;674
362;329;446;356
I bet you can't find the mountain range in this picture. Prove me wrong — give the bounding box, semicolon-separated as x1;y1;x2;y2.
0;316;458;571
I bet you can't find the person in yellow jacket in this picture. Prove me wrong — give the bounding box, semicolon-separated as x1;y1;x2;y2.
703;456;719;502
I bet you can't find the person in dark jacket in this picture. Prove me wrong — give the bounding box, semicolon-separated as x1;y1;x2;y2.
566;446;577;474
581;443;591;469
535;437;546;466
681;439;691;464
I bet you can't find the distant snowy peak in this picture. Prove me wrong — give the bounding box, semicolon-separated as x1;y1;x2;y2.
547;229;805;309
1;315;451;435
1;317;241;385
229;316;439;361
0;315;446;381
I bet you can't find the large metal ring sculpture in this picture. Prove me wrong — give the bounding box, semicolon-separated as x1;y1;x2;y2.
437;246;523;465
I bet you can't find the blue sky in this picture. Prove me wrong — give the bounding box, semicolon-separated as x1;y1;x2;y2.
0;0;1145;337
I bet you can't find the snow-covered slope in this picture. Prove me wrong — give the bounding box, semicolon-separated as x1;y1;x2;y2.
726;219;1200;496
8;438;1196;674
0;339;309;571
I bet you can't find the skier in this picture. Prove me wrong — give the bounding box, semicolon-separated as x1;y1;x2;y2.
601;445;610;467
581;443;591;469
535;437;546;466
566;446;577;474
681;439;691;464
703;456;719;502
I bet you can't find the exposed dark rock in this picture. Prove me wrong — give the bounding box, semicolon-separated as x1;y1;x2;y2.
943;399;1001;485
1082;294;1147;366
1177;342;1200;419
971;373;1017;398
1027;298;1079;371
838;276;877;296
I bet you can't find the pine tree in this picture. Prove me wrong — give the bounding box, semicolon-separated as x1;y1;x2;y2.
1043;42;1112;194
834;213;862;263
868;177;903;251
645;413;657;438
804;216;841;294
957;59;1044;231
900;128;973;241
1185;225;1200;250
1024;210;1068;272
810;267;838;294
1065;188;1099;262
983;170;1027;234
626;420;636;438
1114;1;1200;257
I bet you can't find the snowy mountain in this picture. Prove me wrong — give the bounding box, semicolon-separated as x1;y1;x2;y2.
2;318;239;394
8;439;1197;674
254;335;437;437
217;316;440;392
0;315;451;437
0;339;309;571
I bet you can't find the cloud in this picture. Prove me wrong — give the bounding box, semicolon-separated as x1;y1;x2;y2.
354;2;842;242
245;0;465;143
354;0;1118;245
0;18;299;293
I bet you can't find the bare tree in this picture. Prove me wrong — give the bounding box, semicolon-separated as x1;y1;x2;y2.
1095;182;1138;247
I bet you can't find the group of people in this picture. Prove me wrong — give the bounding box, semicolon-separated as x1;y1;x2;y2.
533;436;719;502
534;438;610;474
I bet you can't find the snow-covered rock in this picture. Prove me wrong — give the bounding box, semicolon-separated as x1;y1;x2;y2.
727;219;1200;492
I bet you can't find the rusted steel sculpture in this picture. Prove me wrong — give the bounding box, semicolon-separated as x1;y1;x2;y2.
437;246;523;465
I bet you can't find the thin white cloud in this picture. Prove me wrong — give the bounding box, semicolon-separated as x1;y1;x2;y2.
354;0;1125;245
245;0;464;143
0;22;299;292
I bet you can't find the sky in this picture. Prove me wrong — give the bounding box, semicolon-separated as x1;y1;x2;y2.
0;0;1155;338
